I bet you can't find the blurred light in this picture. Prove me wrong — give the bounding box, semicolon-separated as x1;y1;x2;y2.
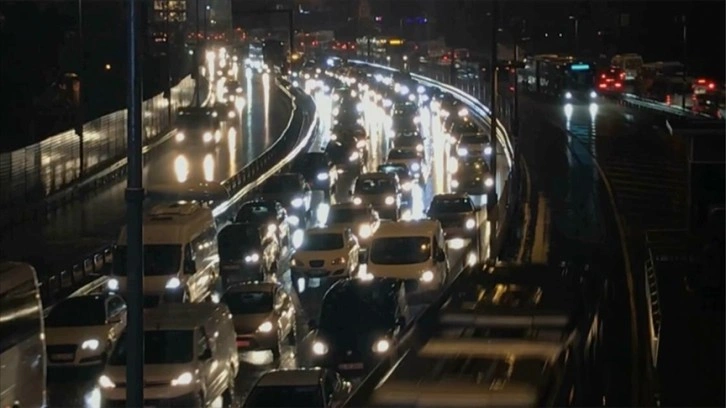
104;64;111;71
292;229;304;248
203;154;215;182
174;155;189;183
448;238;465;250
589;103;599;117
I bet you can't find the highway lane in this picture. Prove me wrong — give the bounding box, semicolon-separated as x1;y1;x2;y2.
0;70;293;280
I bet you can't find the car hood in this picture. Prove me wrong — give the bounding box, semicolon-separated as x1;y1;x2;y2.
232;312;274;333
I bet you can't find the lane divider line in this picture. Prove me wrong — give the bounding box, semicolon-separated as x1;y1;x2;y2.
530;194;550;264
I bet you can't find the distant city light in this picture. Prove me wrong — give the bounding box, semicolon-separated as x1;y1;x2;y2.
104;64;111;71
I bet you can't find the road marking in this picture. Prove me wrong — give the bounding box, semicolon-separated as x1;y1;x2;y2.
530;194;550;264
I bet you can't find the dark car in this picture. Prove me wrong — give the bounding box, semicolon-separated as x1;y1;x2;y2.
290;152;338;199
218;222;281;286
235;199;291;248
243;368;352;408
451;157;495;196
308;277;409;376
376;163;414;207
174;107;221;147
351;173;401;220
258;173;312;228
391;101;420;132
426;194;478;238
325;140;365;173
390;131;424;154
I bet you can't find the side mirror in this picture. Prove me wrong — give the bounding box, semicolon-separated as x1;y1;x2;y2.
308;319;317;330
184;260;196;274
199;348;213;361
396;316;406;327
435;249;446;262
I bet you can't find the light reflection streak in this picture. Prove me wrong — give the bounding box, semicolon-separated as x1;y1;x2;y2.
228;127;237;176
263;72;270;143
174;155;189;183
203;153;215;182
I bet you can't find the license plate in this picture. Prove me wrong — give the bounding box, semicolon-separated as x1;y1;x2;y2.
236;340;250;347
338;362;364;370
52;353;74;360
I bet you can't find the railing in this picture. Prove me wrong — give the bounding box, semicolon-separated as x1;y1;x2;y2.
0;75;196;229
33;78;319;310
644;251;662;368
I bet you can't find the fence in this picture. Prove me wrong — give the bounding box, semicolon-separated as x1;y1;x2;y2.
0;75;195;214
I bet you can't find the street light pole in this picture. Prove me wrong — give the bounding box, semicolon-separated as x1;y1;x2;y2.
76;0;84;178
681;14;688;110
489;0;499;257
125;0;145;405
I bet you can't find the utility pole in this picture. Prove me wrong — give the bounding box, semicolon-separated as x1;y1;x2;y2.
489;0;499;256
76;0;84;178
512;19;521;194
125;0;145;405
681;14;688;110
194;0;201;106
165;1;172;122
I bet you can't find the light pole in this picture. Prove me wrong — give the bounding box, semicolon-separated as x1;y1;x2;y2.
76;0;85;178
681;14;688;110
489;0;499;258
569;15;579;55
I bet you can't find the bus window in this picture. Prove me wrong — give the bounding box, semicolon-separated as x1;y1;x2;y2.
0;262;46;408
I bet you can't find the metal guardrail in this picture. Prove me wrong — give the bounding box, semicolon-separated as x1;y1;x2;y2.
33;78;319;311
621;93;712;119
644;250;663;368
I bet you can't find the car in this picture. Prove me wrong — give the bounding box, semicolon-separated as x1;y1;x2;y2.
325;140;365;173
243;368;352;407
350;172;401;220
367;220;449;303
330;123;367;145
218;222;281;287
291;226;361;286
391;101;420;132
45;294;127;368
235;199;291;246
100;303;239;407
324;203;381;247
258;173;312;228
455;131;492;158
222;282;296;360
451;156;495;196
174;107;222;147
386;148;426;183
332;103;363;128
426;194;479;239
376;163;414;208
308;277;410;376
290;152;339;199
390;131;425;154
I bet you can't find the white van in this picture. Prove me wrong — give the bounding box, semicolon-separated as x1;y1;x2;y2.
367;220;449;300
99;302;239;407
109;202;219;305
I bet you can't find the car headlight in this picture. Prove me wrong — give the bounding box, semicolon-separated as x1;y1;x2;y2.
81;339;100;351
402;182;412;191
356;103;364;112
410;163;420;171
451;179;460;188
484;146;493;156
171;372;194;386
332;107;339;116
312;340;329;355
373;339;390;353
257;321;273;333
351;90;358;97
317;172;329;181
236;87;243;94
291;197;304;208
457;147;468;156
330;133;338;141
417;85;425;94
245;253;260;263
331;256;346;265
175;132;185;142
353;197;362;205
165;277;181;289
400;85;409;95
359;224;372;239
356;140;366;149
383;99;392;108
485;177;494;187
107;278;119;291
420;270;435;283
228;110;236;119
98;375;116;389
458;108;469;117
449;135;457;144
465;218;476;230
384;196;395;205
349;151;360;162
413;116;420;124
565;91;572;99
416;144;424;152
288;215;300;227
203;131;213;143
590;91;597;98
333;94;340;102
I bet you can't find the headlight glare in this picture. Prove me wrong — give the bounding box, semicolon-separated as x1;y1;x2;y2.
312;341;328;355
373;339;390;353
165;277;181;289
465;218;476;229
420;270;435;283
82;339;100;351
171;372;194;386
291;198;304;208
384;196;395;205
99;375;116;389
257;321;273;333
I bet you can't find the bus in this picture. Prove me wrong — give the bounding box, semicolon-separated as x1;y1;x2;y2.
522;55;597;103
0;262;46;408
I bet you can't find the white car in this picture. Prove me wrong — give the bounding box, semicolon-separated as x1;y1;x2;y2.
455;132;492;158
291;226;361;283
325;203;381;246
367;220;449;302
386;147;426;183
243;368;352;407
45;294;127;367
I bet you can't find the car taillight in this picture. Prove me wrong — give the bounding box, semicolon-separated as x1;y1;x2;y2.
599;83;607;89
614;82;622;88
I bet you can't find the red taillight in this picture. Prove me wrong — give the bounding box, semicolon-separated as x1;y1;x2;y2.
599;83;607;89
708;83;715;89
614;82;622;88
601;73;606;79
697;78;707;84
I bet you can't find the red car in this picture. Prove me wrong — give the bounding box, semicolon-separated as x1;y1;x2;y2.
597;67;625;95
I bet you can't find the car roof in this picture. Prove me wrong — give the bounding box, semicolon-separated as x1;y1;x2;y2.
374;219;441;237
330;202;371;211
432;193;471;201
357;172;396;180
256;368;324;387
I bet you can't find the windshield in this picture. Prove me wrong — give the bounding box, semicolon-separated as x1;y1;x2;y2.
236;204;275;223
430;197;474;213
219;226;261;259
176;114;212;129
300;233;344;251
452;122;479;134
46;297;106;327
370;236;431;264
114;245;181;276
460;134;488;144
394;136;422;146
244;385;324;408
459;159;489;174
320;287;395;332
327;208;369;224
565;69;595;90
261;177;299;193
356;178;396;194
388;150;418;160
222;291;273;314
109;330;193;365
